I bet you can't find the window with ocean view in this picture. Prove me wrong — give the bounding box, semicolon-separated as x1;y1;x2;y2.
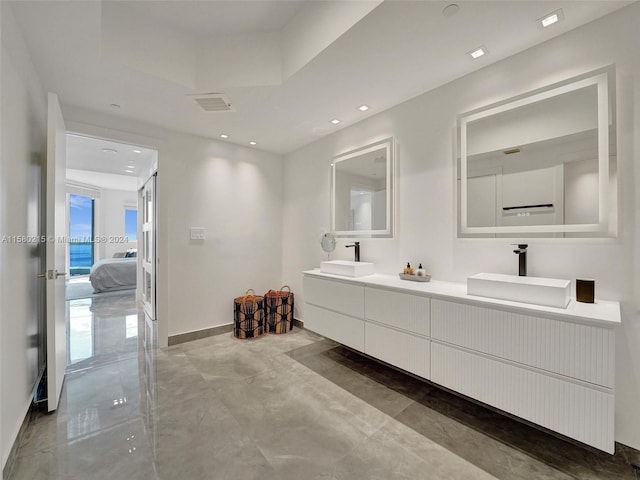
69;193;94;276
125;208;137;241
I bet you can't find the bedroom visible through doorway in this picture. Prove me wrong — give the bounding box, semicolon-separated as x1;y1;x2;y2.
65;134;155;299
64;133;157;372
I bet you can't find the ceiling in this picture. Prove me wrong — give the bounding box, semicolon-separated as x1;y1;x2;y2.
67;134;156;175
118;0;307;38
66;134;156;190
9;0;633;155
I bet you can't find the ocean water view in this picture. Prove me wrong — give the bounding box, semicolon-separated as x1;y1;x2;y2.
70;242;93;275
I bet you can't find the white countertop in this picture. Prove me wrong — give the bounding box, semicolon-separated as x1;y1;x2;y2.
303;270;621;327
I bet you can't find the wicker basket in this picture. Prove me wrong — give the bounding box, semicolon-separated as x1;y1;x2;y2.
233;289;266;339
264;286;294;334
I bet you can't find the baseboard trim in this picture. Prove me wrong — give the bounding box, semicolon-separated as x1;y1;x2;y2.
168;323;233;346
168;320;304;346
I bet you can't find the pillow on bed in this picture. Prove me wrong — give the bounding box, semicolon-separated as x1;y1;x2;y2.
125;249;137;258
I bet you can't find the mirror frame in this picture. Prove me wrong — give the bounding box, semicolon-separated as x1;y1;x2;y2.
458;69;613;236
331;138;394;238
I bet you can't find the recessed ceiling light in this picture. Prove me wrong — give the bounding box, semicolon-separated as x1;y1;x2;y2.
249;141;257;145
539;9;564;28
132;149;142;154
468;46;487;59
358;105;369;112
220;134;229;139
125;169;134;173
110;103;121;109
102;148;118;154
330;119;341;125
542;14;558;27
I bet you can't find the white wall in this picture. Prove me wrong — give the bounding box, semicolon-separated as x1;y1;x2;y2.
98;188;137;260
161;134;284;337
282;4;640;450
62;106;284;343
0;2;46;470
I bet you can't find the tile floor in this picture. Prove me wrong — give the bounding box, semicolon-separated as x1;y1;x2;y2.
5;293;640;480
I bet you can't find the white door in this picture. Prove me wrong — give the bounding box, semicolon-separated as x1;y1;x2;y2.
141;174;156;320
44;93;67;412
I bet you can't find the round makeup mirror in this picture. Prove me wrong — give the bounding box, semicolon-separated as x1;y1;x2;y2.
321;232;336;259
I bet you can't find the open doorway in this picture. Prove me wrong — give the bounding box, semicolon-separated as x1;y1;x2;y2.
64;133;157;371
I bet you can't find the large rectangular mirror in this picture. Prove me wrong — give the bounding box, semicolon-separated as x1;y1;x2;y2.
458;67;616;237
331;138;394;238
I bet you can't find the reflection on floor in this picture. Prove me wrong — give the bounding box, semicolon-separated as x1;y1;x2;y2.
6;294;640;479
67;293;139;372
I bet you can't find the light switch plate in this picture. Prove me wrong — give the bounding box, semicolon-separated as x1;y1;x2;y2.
190;227;205;240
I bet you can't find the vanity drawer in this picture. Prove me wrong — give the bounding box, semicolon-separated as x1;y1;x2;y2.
365;287;429;336
304;304;364;352
365;322;430;379
431;342;614;453
303;276;364;318
431;299;614;388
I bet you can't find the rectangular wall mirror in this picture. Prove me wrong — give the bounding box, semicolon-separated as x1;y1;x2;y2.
458;67;616;237
331;138;394;238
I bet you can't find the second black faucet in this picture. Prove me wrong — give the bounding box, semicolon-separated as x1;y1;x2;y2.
512;244;528;276
346;242;360;262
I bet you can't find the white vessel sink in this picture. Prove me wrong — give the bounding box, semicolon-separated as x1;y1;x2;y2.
320;260;374;277
467;273;571;308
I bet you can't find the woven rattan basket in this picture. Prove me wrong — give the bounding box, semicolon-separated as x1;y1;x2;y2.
233;289;266;339
264;286;294;334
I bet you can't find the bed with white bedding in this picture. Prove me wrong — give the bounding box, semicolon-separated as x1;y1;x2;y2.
90;258;137;293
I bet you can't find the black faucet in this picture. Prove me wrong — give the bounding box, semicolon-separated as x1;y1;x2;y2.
512;244;528;276
346;242;360;262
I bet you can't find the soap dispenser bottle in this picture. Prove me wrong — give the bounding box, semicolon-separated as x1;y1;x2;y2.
416;263;425;277
404;262;411;275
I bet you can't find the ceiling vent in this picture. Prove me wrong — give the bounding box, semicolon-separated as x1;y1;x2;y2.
189;93;235;112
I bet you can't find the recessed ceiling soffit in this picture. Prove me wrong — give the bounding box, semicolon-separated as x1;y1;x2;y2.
100;1;381;92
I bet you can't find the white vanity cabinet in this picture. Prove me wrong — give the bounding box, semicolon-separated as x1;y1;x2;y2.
302;275;365;351
365;287;429;335
302;271;619;453
364;287;430;379
430;299;615;453
430;299;614;387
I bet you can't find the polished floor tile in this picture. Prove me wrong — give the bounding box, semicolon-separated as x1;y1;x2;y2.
66;291;139;372
6;293;640;480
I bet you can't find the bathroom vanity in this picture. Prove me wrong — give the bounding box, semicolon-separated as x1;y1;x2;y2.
302;270;620;453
